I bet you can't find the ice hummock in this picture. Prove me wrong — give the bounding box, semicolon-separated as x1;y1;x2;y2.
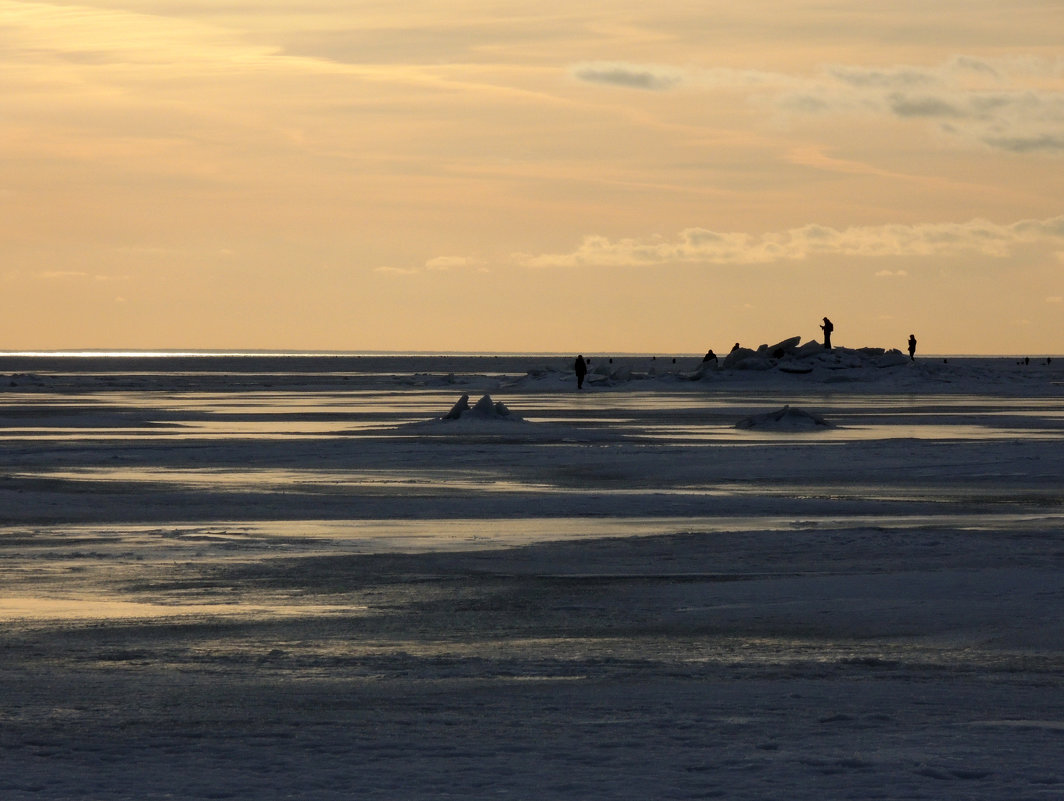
735;404;834;430
442;393;522;422
401;392;624;442
721;337;911;372
401;393;530;431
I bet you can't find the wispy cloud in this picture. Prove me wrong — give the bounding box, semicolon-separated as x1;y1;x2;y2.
571;56;1064;154
375;257;488;276
38;270;130;281
0;1;332;75
519;215;1064;268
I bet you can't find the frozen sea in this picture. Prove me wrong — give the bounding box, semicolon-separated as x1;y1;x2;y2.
1;351;1062;800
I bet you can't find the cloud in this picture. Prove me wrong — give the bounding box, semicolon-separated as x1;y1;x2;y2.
39;270;89;279
519;215;1064;268
887;95;965;118
376;258;488;276
374;266;419;276
570;62;684;91
777;57;1064;154
37;270;130;281
571;56;1064;154
976;132;1064;154
424;256;487;271
828;65;939;90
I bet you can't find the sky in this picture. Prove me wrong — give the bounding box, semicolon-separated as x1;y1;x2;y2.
2;0;1063;354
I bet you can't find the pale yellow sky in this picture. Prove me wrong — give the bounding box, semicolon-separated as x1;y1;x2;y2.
2;0;1062;353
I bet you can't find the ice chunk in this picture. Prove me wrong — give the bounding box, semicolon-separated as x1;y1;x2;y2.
444;393;471;420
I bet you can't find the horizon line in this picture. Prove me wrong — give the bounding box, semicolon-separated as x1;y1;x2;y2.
0;349;1058;360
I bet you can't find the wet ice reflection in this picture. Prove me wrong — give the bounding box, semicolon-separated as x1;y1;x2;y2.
3;512;1063;629
4;387;1064;443
3;359;1064;628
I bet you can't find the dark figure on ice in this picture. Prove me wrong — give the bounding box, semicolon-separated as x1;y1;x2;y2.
731;342;740;353
703;349;717;365
908;334;917;361
820;317;834;350
574;355;588;389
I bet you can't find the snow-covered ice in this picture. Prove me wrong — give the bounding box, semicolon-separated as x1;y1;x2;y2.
1;352;1062;799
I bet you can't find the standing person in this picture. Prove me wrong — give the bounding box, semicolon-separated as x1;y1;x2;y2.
908;334;917;361
820;317;834;350
574;354;588;389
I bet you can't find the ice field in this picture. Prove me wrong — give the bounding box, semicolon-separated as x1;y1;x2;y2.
1;351;1062;799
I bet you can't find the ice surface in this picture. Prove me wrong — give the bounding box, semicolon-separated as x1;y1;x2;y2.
1;353;1063;799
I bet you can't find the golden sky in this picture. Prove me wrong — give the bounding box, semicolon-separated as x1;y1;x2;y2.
2;0;1062;353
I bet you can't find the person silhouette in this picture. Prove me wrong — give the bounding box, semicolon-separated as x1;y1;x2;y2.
820;317;834;350
703;349;717;364
573;354;588;389
908;334;917;361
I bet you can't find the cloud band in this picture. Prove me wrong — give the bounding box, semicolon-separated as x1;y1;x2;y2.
520;216;1064;268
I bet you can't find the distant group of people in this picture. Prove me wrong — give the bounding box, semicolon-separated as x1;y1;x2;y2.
820;317;917;361
575;318;923;388
714;320;916;360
